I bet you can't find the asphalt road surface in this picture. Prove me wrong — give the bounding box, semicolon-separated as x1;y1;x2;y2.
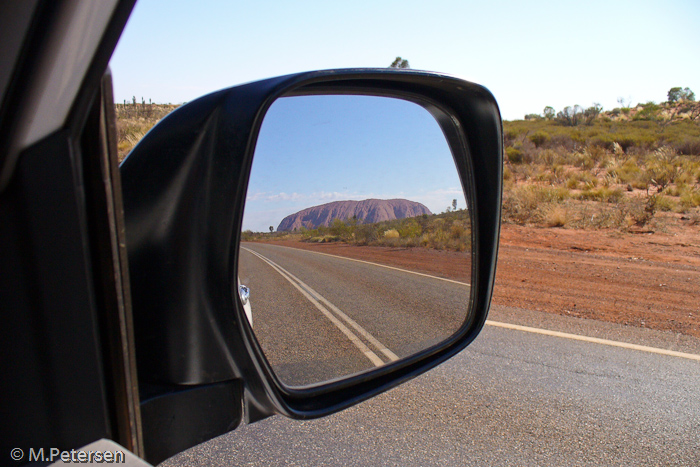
162;245;700;466
238;242;471;387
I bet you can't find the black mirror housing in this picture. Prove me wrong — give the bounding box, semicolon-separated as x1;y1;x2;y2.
121;69;502;461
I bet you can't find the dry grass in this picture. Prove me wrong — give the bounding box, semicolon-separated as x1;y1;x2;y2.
502;142;700;231
115;103;178;161
502;103;700;232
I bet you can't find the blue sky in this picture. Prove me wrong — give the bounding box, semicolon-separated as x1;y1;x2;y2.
110;0;699;231
242;95;465;231
111;0;699;120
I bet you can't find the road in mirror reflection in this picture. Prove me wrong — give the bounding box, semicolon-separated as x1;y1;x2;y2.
239;94;473;387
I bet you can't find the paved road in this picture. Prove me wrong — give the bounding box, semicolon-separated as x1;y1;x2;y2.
238;242;471;386
162;245;700;466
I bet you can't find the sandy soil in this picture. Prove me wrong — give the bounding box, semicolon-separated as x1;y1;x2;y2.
256;223;700;338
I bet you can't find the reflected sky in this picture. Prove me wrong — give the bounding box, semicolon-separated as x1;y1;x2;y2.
243;95;466;232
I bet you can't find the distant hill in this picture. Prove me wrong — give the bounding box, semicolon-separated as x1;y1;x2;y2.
277;199;432;232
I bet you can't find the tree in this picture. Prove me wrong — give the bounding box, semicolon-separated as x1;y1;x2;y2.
389;56;410;68
452;199;457;211
543;106;555;120
556;105;583;126
269;226;274;233
668;87;695;103
583;103;602;125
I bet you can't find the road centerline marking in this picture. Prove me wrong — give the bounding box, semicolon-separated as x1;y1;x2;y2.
242;247;398;365
486;320;700;361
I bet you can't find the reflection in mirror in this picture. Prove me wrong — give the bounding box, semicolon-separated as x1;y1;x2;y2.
238;95;472;388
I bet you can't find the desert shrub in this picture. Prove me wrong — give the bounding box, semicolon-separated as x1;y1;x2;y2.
502;185;569;224
115;103;178;160
544;205;568;227
675;171;695;186
354;224;379;245
612;142;625;157
329;218;350;238
675;139;700;156
629;195;659;227
241;230;258;241
633;102;661;121
540;167;562;184
576;187;624;203
450;222;466;240
601;172;620;188
420;228;448;250
566;202;627;230
549;135;577;153
644;147;680;192
665;185;681;197
534;148;560;165
506;146;523;164
654;195;676;212
680;188;700;208
540;186;570;202
566;177;579;189
497;112;700;229
608;159;642;185
508;162;536;181
587;145;611;167
572;149;597;170
534;170;558;184
398;219;422;238
504;129;520;145
565;171;598;190
529;131;551;148
383;229;400;239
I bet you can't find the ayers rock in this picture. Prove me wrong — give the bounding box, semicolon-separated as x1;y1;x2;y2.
277;199;432;232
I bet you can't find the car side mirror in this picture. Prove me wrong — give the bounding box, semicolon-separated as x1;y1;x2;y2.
240;93;474;388
121;69;502;463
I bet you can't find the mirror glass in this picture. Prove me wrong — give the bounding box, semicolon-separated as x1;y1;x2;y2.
238;94;473;388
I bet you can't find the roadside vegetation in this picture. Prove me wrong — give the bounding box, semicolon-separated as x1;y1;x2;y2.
243;209;472;252
503;89;700;231
115;99;178;161
119;87;700;251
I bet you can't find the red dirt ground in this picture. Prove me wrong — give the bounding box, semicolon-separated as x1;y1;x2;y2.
257;223;700;338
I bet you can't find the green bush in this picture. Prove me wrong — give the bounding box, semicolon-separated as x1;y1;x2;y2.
654;195;676;212
506;146;524;164
398;219;422;238
529;131;551;148
680;188;700;208
576;187;624;203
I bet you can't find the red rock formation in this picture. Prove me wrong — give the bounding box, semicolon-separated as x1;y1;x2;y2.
277;199;432;231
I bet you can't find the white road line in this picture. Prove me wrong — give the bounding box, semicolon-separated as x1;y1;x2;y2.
246;248;384;366
310;290;399;362
244;242;471;287
243;244;700;362
247;247;399;362
486;321;700;361
243;247;398;365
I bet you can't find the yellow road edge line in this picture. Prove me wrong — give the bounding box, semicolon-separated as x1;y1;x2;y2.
485;320;700;361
